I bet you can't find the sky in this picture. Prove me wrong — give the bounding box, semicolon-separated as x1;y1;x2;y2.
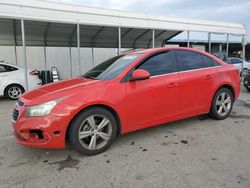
50;0;250;41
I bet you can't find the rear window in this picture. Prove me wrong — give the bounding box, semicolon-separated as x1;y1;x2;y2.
0;64;18;73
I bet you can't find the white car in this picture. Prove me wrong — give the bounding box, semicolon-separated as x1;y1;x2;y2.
226;57;250;76
0;63;41;100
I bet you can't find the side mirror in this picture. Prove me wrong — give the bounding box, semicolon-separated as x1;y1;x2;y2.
130;69;150;81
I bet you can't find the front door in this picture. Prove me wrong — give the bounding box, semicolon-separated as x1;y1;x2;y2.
124;51;180;130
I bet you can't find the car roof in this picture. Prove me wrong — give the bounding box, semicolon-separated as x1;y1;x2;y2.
125;47;209;55
124;47;226;65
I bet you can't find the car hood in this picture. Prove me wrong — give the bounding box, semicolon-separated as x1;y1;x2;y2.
20;77;103;105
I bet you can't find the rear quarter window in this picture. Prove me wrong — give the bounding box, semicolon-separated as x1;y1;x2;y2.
202;55;220;67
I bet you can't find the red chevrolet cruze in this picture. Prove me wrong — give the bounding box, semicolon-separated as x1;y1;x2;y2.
12;47;240;155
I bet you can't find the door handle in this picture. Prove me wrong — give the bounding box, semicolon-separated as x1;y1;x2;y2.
205;75;212;80
167;82;179;88
0;75;7;77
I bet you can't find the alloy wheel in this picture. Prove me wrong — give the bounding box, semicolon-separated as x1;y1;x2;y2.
8;86;22;99
215;92;232;116
78;114;112;150
241;68;248;77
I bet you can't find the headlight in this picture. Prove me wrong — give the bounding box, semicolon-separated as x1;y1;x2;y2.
26;99;62;117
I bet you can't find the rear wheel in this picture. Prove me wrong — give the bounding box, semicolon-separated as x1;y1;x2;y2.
68;107;117;155
209;88;233;120
4;84;24;100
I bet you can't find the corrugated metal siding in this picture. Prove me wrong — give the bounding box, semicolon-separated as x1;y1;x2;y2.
0;46;116;79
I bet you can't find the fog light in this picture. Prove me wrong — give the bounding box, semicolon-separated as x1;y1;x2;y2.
29;130;44;139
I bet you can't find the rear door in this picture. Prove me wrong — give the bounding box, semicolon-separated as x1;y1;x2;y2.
124;51;180;129
174;50;215;115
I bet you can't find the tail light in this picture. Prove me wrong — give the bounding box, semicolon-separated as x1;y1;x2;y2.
29;70;39;76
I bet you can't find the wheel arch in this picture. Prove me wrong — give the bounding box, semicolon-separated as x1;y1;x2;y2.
4;83;25;97
65;104;122;140
211;84;235;108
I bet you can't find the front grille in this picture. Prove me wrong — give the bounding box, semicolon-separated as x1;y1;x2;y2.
12;109;19;121
18;100;24;107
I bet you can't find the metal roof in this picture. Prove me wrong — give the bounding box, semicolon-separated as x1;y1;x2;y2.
0;0;247;48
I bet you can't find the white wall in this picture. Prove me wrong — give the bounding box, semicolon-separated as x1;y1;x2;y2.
0;46;116;79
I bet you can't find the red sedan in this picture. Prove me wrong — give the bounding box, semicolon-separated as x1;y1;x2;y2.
12;47;240;155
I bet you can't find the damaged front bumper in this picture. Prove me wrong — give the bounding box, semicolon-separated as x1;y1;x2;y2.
12;101;68;149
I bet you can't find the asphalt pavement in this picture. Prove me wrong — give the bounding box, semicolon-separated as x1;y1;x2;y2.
0;87;250;188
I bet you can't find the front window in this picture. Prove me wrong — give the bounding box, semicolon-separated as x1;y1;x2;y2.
83;53;142;80
136;51;177;76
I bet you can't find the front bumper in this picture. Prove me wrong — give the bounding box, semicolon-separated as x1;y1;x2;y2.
12;104;68;149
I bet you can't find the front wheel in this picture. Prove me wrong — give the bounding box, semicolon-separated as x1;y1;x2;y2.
68;107;117;155
209;88;233;120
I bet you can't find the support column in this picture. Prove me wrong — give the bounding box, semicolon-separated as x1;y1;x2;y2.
91;48;95;67
43;23;50;84
187;31;190;48
219;44;222;52
77;23;81;75
118;27;121;55
21;19;28;91
208;32;211;53
152;29;155;48
241;35;246;78
13;19;18;65
14;42;17;65
242;35;246;61
69;46;73;77
226;33;229;58
43;46;48;84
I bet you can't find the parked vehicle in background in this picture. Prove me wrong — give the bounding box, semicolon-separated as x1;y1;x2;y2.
226;57;250;77
0;62;41;100
12;47;240;155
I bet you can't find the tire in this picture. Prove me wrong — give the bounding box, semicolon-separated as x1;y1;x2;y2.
4;84;24;100
68;107;117;155
243;77;250;92
209;88;233;120
241;68;248;77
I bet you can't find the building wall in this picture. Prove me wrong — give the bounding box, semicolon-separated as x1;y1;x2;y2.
0;46;117;79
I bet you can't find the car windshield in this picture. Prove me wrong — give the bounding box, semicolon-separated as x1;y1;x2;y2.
82;53;142;80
